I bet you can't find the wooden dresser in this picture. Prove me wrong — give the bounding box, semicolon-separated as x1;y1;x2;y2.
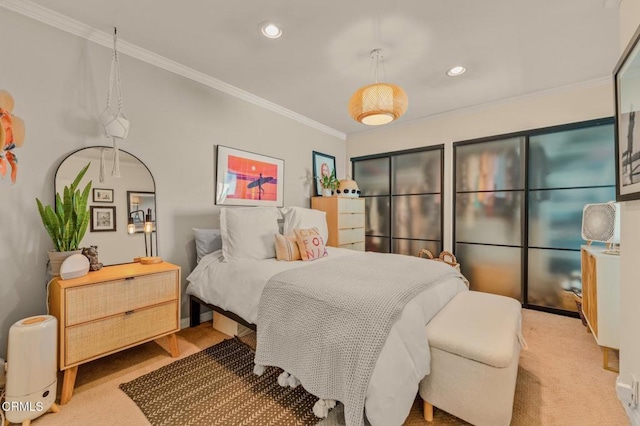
48;262;181;404
580;245;620;371
311;197;365;251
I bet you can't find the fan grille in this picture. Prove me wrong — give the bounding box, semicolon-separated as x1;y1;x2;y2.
582;203;616;242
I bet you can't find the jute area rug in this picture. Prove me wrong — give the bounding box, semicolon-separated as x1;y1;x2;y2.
120;337;320;426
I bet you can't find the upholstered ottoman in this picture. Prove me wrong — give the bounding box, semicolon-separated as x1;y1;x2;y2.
419;291;523;426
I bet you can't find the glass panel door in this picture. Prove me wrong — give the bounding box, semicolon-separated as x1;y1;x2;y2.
527;124;616;312
353;146;443;255
354;157;390;252
454;137;526;301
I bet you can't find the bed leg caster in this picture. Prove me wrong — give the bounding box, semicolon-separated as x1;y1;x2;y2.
423;400;434;422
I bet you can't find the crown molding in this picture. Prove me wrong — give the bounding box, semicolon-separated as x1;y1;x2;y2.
0;0;347;141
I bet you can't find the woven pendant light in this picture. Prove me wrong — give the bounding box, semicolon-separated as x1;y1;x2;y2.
348;49;408;125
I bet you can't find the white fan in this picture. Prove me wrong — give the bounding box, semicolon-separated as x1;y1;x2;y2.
581;201;620;248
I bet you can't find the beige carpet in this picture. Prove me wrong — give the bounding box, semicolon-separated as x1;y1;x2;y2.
29;309;627;426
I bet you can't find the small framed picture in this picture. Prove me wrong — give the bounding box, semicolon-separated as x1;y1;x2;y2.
93;188;114;203
90;206;117;232
312;151;337;196
127;191;156;233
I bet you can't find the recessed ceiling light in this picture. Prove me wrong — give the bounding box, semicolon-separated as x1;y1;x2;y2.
446;66;467;77
260;22;282;39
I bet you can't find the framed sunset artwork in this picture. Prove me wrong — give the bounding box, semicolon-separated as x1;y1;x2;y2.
215;145;284;207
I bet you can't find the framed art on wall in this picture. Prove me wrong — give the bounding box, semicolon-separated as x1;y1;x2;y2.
312;151;336;196
90;206;117;232
615;23;640;201
126;191;156;233
215;145;284;207
93;188;114;203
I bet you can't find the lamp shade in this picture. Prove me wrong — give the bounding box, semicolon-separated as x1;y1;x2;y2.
348;83;408;125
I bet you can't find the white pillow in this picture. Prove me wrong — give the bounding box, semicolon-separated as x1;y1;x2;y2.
220;207;279;261
282;206;328;243
192;228;222;263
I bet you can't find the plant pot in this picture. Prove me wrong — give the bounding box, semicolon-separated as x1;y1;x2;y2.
48;249;82;276
321;188;333;197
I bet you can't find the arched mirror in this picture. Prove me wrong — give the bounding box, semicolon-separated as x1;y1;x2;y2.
55;147;157;265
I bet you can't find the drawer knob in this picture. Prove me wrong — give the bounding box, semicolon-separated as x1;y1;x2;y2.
124;310;134;315
125;277;135;281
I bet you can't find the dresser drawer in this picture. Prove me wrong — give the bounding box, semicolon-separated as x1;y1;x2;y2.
338;228;365;245
65;270;178;326
339;241;365;251
338;213;364;229
65;301;178;366
338;198;365;213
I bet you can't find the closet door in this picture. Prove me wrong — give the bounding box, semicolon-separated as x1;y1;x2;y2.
454;137;526;301
391;149;443;255
353;157;391;252
353;146;444;255
527;124;616;312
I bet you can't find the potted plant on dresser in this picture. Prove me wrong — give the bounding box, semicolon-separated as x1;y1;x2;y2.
318;168;339;197
36;163;91;275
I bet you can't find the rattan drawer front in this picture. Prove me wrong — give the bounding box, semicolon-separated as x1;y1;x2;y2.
338;198;365;213
339;241;365;251
338;213;364;229
66;271;178;326
337;228;365;245
65;302;177;366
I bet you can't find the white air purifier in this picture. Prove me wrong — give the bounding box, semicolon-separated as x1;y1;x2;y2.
581;202;620;245
4;315;59;425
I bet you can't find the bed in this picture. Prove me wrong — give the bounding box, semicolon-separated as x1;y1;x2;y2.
186;206;468;425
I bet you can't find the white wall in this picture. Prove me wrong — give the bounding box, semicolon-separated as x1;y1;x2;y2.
619;1;640;424
0;10;345;357
347;82;614;250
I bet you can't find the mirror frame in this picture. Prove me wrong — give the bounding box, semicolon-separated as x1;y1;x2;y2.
54;146;158;265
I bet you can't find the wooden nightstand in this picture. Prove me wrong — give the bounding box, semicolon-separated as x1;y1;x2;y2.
311;197;365;250
581;245;620;372
48;262;181;404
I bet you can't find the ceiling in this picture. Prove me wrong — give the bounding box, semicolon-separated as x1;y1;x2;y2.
26;0;621;136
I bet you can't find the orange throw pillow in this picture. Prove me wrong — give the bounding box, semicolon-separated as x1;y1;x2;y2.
294;227;328;261
274;234;301;261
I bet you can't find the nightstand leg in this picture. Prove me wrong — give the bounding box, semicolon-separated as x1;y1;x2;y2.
167;333;179;358
60;366;78;405
49;403;60;413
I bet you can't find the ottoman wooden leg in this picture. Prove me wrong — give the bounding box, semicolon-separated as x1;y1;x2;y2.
423;400;434;422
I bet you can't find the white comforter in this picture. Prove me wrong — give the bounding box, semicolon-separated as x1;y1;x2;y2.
186;247;467;425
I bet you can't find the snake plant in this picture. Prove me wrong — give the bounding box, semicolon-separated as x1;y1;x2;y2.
36;162;92;252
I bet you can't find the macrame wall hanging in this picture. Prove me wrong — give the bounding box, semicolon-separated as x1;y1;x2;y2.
0;89;25;184
99;27;130;178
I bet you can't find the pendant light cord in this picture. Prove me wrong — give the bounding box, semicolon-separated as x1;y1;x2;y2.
368;49;386;84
